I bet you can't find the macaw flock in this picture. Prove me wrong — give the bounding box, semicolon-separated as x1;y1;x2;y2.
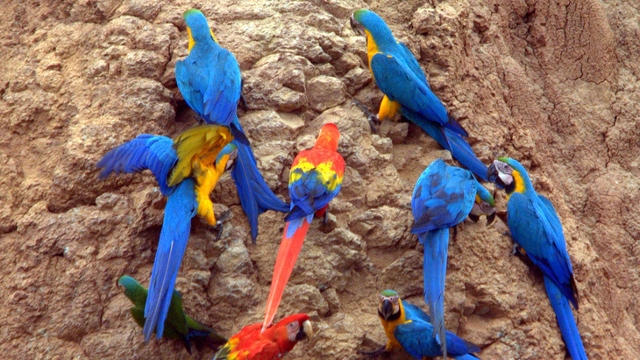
96;8;588;360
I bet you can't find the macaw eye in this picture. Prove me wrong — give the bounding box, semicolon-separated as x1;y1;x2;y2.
495;161;512;175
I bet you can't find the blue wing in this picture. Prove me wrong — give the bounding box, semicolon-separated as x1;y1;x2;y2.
284;162;342;222
175;44;241;126
397;42;428;87
143;179;198;340
507;192;578;307
396;303;480;358
411;159;477;233
370;52;467;137
97;134;177;195
229;121;289;243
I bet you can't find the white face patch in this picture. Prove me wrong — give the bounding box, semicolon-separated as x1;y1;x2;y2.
287;321;300;342
498;171;514;185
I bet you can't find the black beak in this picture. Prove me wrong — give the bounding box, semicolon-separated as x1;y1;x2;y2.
487;162;504;188
350;16;364;35
468;214;480;223
379;299;393;321
486;211;496;225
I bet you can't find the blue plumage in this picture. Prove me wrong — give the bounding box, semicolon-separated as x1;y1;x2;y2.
352;9;489;181
97;135;199;340
490;157;587;359
143;179;197;341
97;135;176;195
411;159;488;357
394;302;480;359
177;10;288;242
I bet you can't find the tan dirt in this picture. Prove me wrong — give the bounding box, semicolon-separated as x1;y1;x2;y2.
0;0;638;359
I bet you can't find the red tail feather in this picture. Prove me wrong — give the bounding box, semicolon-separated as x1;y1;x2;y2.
262;218;311;331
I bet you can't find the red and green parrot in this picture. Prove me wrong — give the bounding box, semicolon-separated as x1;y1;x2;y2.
97;124;235;341
118;275;227;353
176;9;289;242
361;290;479;359
411;159;495;358
488;157;587;359
262;123;345;330
213;314;312;360
350;9;489;181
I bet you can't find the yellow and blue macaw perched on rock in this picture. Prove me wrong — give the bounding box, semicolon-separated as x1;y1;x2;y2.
488;157;587;360
118;275;227;353
411;159;495;358
176;9;289;242
97;125;234;341
361;290;479;359
350;9;489;181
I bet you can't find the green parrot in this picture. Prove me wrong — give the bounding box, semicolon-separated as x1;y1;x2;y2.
118;275;227;353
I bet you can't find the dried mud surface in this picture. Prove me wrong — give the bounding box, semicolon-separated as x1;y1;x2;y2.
1;0;639;359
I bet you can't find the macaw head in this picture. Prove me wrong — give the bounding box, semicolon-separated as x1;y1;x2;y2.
350;9;395;49
216;143;238;172
315;123;341;151
487;157;531;195
469;184;496;224
377;289;402;322
282;314;313;342
183;9;218;52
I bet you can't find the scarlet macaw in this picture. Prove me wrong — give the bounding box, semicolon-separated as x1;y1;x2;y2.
97;125;234;341
176;9;289;242
118;275;227;353
262;123;345;331
350;9;488;181
362;290;479;359
411;159;495;357
488;157;587;360
213;314;312;360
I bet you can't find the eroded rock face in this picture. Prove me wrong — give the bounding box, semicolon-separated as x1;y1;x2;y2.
0;0;638;359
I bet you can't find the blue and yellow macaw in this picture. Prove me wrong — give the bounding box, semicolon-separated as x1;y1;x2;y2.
97;125;235;341
411;159;495;358
176;9;289;242
361;290;479;359
488;157;587;360
350;9;489;181
118;275;227;353
262;123;345;331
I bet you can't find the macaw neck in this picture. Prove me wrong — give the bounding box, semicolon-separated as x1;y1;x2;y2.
187;28;218;53
365;30;378;67
506;168;535;199
379;300;406;350
314;134;339;152
270;327;296;354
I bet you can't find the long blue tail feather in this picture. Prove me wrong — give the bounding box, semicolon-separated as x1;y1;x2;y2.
143;179;197;340
544;276;588;360
229;121;289;242
402;109;488;182
420;228;449;358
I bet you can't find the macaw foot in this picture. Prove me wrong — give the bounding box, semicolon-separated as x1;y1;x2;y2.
357;345;387;357
511;243;527;256
211;209;232;240
352;99;380;134
323;210;329;225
